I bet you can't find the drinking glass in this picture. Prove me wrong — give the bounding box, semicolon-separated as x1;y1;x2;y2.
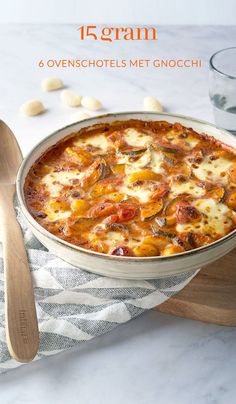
209;47;236;134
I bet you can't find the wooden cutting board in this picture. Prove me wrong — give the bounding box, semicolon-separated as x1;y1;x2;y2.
155;248;236;326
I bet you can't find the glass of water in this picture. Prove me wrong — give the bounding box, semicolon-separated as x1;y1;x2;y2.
209;47;236;134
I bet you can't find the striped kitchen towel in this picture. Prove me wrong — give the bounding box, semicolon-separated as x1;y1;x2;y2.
0;207;198;373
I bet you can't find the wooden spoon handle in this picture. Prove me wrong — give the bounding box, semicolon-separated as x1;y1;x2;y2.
0;184;39;362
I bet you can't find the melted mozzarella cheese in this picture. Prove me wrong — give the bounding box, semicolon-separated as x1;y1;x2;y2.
117;149;152;174
191;156;232;185
106;231;125;244
95;230;141;249
151;149;164;174
171;179;205;197
166;130;199;149
73;133;109;151
42;170;83;197
117;148;164;175
89;227;125;243
124;128;151;147
186;135;199;148
176;198;232;236
45;208;71;222
120;183;153;203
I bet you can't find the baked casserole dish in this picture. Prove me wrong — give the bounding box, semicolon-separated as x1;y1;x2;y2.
17;113;236;279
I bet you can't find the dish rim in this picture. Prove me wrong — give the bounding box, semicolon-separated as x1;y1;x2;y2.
16;111;236;262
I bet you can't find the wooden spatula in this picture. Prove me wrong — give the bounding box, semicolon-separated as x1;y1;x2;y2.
0;120;39;362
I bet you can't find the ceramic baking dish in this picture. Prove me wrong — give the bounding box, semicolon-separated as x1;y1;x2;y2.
16;112;236;279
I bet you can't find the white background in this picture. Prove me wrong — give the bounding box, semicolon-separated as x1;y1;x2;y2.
0;0;236;24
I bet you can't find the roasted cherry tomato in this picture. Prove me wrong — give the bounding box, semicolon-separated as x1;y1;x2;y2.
152;185;169;199
175;201;201;224
111;246;132;256
117;203;137;222
102;203;137;224
88;202;116;218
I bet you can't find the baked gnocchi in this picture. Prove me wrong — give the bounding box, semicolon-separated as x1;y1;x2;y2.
24;119;236;257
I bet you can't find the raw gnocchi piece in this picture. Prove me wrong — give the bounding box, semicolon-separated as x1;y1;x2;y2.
61;90;82;107
41;77;64;91
71;111;91;122
81;96;102;111
20;100;45;116
143;96;163;112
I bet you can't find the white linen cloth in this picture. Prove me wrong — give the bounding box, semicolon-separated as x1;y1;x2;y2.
0;208;198;373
